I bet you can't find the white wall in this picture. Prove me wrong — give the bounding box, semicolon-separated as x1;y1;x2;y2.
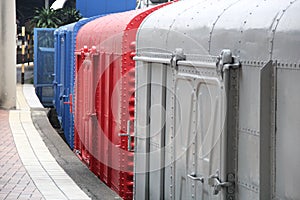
0;0;16;109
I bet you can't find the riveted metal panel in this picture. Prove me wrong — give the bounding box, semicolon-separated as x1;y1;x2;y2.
210;0;291;61
234;61;275;199
237;64;261;199
137;0;238;57
54;29;62;116
69;16;105;149
237;187;259;200
173;75;195;200
134;53;235;199
164;65;175;199
174;64;229;200
259;61;274;199
137;0;300;63
74;3;174;199
134;61;151;199
272;0;300;64
275;66;300;199
54;16;105;149
54;22;75;116
238;65;260;133
134;0;300;199
148;63;167;199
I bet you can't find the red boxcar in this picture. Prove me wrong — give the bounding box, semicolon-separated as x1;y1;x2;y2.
74;3;174;199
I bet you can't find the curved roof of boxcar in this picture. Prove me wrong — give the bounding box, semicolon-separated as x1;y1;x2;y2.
136;0;300;64
76;9;140;54
54;22;77;35
76;4;173;54
54;17;101;35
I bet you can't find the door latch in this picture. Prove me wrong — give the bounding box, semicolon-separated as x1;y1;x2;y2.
171;48;186;70
208;170;234;195
216;49;241;80
187;172;204;183
118;120;134;152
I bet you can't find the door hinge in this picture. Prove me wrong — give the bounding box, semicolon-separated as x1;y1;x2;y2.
216;49;241;80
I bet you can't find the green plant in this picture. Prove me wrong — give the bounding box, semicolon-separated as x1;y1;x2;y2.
57;7;82;26
32;7;82;28
32;8;62;28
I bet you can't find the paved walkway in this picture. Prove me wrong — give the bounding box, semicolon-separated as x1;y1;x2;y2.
0;85;91;200
0;110;44;200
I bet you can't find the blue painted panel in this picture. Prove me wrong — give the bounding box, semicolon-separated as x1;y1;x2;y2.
34;28;56;107
54;25;73;126
76;0;135;17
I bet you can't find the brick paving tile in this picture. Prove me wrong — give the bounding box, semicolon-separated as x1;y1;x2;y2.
0;110;45;200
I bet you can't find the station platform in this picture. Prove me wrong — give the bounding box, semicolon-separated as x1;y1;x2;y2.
0;84;120;200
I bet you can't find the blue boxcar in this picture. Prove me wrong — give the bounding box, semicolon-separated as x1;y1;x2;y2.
34;28;56;107
53;16;104;149
76;0;136;17
54;23;75;125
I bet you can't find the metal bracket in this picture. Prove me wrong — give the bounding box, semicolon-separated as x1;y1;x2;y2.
216;49;241;80
118;120;134;152
63;93;73;113
208;170;235;195
171;48;186;70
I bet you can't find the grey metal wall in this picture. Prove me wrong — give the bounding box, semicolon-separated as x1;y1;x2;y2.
0;0;16;109
275;64;300;199
273;4;300;197
134;0;300;199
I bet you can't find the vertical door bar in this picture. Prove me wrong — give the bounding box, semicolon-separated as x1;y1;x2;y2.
259;61;274;199
223;61;240;200
134;61;152;199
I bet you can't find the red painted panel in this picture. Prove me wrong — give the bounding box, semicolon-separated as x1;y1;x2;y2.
74;2;175;199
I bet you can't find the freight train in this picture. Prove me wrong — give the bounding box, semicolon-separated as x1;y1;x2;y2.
74;4;174;199
49;0;300;199
53;15;105;149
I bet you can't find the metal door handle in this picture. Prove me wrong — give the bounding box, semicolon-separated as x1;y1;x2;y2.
215;178;232;187
208;170;234;195
212;177;232;195
187;173;204;183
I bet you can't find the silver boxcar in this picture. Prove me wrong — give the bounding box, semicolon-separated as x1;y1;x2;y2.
134;0;300;199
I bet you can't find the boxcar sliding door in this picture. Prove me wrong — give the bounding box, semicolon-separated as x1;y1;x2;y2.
135;50;239;200
75;48;98;165
172;67;226;199
171;59;233;199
